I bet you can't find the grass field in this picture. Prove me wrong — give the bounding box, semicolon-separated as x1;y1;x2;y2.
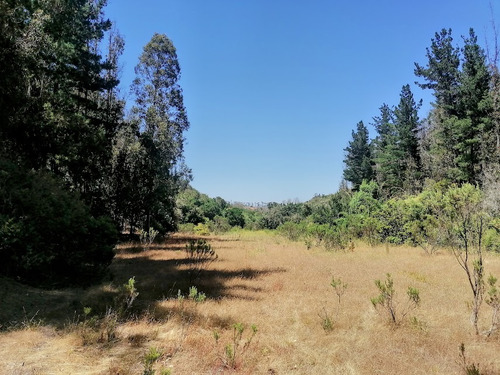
1;230;500;374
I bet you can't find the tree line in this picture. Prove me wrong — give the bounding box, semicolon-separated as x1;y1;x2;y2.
343;28;499;196
176;28;499;259
0;0;190;285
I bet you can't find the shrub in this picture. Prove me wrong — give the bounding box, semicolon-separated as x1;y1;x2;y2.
214;323;258;369
143;346;162;375
185;239;218;284
278;221;307;242
442;184;488;335
484;218;500;252
194;222;210;236
371;273;420;325
139;227;159;247
208;215;231;234
485;274;499;337
0;160;117;286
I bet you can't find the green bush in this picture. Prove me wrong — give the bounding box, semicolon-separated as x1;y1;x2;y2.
0;160;117;286
277;221;307;241
485;218;500;252
194;222;210;236
208;215;231;234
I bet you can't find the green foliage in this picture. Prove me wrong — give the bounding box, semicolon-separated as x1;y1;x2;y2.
176;187;228;225
139;227;159;247
194;223;210;236
0;160;116;286
121;277;139;311
278;221;308;242
371;274;420;325
215;323;258;369
188;286;207;303
346;180;381;245
259;201;306;229
208;216;232;234
372;85;422;197
415;28;460;114
143;346;162;375
402;183;447;253
128;32;191;235
485;274;499;336
224;207;246;228
343;121;374;190
484;218;500;252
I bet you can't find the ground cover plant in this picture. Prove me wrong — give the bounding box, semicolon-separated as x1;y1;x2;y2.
1;231;500;374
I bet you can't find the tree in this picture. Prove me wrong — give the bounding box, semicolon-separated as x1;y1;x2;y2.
0;159;116;286
454;29;492;184
442;184;489;335
393;84;422;193
130;33;191;234
371;104;402;196
415;28;493;185
343;121;374;190
224;207;246;228
414;29;461;183
415;28;460;115
0;0;121;285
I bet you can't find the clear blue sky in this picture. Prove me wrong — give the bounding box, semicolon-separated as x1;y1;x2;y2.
105;0;499;204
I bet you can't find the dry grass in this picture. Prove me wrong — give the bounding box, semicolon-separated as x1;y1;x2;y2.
1;230;500;374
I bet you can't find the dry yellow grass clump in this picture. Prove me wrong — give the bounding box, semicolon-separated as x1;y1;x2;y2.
1;230;500;374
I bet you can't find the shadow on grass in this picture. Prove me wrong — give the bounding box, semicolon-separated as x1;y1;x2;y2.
110;255;287;307
0;235;286;329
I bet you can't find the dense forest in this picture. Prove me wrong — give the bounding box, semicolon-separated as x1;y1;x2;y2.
1;1;499;288
0;1;190;285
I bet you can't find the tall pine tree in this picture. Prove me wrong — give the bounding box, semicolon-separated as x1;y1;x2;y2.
343;121;374;190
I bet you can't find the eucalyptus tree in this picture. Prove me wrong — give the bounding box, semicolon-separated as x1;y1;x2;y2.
129;33;191;234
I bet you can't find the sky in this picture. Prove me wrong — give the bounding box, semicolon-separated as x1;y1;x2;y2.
104;0;499;204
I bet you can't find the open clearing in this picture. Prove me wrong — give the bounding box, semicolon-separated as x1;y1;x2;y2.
1;230;500;374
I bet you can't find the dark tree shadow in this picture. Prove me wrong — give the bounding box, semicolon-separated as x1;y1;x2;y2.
1;235;286;329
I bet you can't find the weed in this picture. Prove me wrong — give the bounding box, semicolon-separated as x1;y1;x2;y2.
194;223;211;236
371;273;420;325
458;343;483;375
319;276;348;331
188;286;206;303
17;308;43;330
319;307;334;332
78;307;118;345
113;277;139;316
138;227;159;248
215;322;258;369
330;276;348;306
123;277;139;310
409;316;428;332
185;239;217;284
484;274;499;336
143;346;162;375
